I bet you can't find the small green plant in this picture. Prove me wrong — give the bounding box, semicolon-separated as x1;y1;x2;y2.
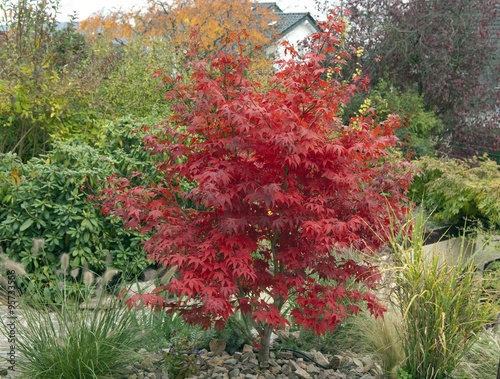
397;368;413;379
383;210;500;378
0;254;144;378
163;332;202;379
135;307;205;352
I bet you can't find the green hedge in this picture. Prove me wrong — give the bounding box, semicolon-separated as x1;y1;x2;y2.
0;118;163;288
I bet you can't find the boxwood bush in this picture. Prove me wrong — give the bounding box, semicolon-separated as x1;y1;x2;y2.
0;117;166;291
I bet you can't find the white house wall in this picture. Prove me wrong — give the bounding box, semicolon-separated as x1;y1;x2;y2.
267;20;318;63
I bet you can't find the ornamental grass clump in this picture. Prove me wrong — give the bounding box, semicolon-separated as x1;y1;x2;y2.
385;212;499;378
0;255;143;379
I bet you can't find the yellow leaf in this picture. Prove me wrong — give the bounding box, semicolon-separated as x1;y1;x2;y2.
11;169;20;185
46;158;50;164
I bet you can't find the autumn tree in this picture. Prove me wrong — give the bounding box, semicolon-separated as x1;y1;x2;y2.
78;0;277;85
98;13;414;362
79;0;276;59
331;0;500;158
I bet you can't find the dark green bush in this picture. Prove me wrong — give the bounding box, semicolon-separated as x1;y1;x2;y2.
0;117;163;292
341;82;442;158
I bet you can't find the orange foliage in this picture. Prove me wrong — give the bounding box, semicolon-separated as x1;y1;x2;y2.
79;0;277;55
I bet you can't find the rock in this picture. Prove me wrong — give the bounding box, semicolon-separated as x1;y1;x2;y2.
278;351;294;360
305;364;321;375
281;364;293;375
294;367;311;379
79;294;117;309
140;268;158;281
241;351;256;363
276;330;290;341
270;366;281;375
233;352;243;360
352;357;363;368
228;368;240;378
290;331;301;340
329;355;343;369
308;351;329;367
210;339;227;355
288;360;300;372
242;344;254;353
224;359;238;366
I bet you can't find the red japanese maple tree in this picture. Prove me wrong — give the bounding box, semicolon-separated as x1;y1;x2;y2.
98;12;414;362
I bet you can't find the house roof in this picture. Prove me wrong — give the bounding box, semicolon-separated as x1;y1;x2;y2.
254;2;320;37
274;12;321;36
254;2;283;13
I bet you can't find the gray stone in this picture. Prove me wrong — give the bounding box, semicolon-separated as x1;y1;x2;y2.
242;344;254;353
329;355;343;369
288;360;300;372
125;281;156;299
224;359;238;366
140;268;158;281
294;368;311;379
228;368;240;378
210;339;227;355
305;364;321;374
276;330;290;341
281;364;292;375
352;358;363;368
308;351;329;367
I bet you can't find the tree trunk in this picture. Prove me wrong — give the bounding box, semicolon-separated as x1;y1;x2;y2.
257;325;273;363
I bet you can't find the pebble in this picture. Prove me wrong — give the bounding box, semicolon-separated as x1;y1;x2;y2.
119;347;381;379
0;304;382;379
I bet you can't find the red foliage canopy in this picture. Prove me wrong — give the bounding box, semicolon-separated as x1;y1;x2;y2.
98;13;414;340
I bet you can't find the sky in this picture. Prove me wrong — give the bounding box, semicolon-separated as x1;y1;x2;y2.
58;0;322;22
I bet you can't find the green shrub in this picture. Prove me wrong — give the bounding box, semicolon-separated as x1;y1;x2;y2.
0;118;166;294
411;155;500;229
92;36;178;119
341;82;442;158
